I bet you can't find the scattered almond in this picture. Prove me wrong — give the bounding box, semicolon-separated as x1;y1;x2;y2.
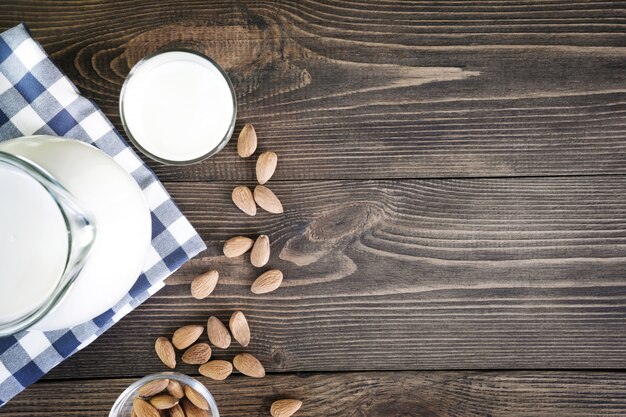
233;353;266;378
250;235;270;267
172;325;204;350
232;185;257;216
181;397;209;417
133;398;160;417
150;394;179;410
256;151;277;184
131;408;137;417
184;385;209;410
155;337;176;369
271;399;303;417
182;343;212;365
253;185;283;214
168;403;185;417
190;270;219;299
251;269;283;294
237;123;257;158
139;124;296;413
138;379;169;398
199;360;233;381
207;316;231;349
229;310;251;347
166;380;184;399
223;236;254;257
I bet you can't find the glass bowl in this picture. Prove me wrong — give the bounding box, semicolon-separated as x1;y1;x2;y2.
109;372;219;417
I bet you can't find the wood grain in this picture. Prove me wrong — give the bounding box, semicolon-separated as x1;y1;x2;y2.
1;1;626;413
6;372;626;416
1;1;625;180
42;177;626;379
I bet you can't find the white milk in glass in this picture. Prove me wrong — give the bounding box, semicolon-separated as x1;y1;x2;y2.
121;51;235;163
0;163;68;322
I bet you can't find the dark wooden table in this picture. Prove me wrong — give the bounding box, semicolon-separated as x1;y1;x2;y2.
2;1;626;415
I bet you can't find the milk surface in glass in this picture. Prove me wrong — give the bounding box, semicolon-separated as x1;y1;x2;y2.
122;51;235;162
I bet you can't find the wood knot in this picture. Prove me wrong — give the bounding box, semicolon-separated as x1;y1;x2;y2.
123;22;312;98
309;204;382;242
270;346;290;369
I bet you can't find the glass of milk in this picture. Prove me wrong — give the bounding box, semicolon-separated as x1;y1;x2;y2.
0;151;96;336
119;49;237;165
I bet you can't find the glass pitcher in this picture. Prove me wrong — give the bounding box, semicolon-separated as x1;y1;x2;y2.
0;151;96;336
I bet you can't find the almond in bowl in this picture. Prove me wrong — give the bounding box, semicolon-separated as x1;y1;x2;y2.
108;373;218;417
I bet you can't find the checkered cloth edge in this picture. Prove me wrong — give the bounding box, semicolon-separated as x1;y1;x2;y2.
0;23;206;406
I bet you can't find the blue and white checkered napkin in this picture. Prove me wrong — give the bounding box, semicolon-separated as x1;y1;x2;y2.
0;23;207;405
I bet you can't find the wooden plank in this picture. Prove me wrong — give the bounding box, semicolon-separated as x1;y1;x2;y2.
2;1;625;180
5;372;626;416
43;177;626;379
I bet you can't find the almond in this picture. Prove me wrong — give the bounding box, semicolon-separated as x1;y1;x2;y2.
223;236;254;258
168;404;185;417
181;398;209;417
237;123;257;158
207;316;231;349
166;380;184;399
155;337;176;369
256;151;277;184
229;310;251;347
251;269;283;294
271;399;303;417
233;353;265;378
131;409;137;417
199;360;233;380
182;343;212;365
172;325;204;350
253;185;283;214
133;398;160;417
232;185;257;216
150;394;179;410
190;270;219;299
184;385;209;410
138;378;169;398
250;235;270;267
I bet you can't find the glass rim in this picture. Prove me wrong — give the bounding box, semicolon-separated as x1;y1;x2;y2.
0;150;96;336
108;372;220;416
118;47;237;166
